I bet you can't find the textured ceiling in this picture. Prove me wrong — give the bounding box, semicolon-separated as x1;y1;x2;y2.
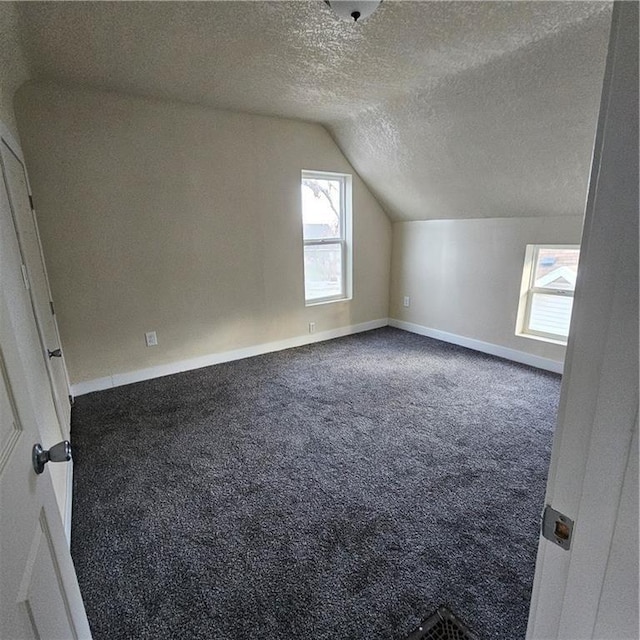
17;1;612;221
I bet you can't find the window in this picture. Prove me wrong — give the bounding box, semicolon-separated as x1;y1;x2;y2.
516;245;580;344
301;170;352;304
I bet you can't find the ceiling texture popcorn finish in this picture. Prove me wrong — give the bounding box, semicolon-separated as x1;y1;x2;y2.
17;1;612;221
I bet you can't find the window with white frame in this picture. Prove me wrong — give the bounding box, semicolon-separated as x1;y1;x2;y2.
516;244;580;344
301;171;352;304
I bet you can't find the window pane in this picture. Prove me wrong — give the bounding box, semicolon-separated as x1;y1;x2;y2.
304;243;343;301
529;292;574;338
534;248;579;291
302;178;341;240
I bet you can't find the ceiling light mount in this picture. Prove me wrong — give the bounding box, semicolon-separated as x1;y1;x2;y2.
324;1;382;23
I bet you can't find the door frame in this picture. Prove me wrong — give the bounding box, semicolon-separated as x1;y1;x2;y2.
0;122;75;542
0;116;92;638
527;3;639;637
0;122;72;433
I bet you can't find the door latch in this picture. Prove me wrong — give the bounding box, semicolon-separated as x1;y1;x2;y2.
32;441;72;475
541;505;574;550
47;348;62;359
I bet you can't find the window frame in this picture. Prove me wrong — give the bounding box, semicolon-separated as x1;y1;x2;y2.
300;170;352;306
516;244;580;345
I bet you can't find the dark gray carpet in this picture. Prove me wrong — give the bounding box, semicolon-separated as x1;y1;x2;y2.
70;327;559;640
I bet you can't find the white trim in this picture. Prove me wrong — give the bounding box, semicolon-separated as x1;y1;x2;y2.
389;318;564;374
0;121;22;163
0;130;73;432
517;244;580;344
72;317;567;396
527;5;639;637
301;170;353;305
71;318;389;396
64;460;73;548
515;330;567;347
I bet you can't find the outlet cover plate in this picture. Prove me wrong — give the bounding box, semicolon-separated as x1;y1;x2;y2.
145;331;158;347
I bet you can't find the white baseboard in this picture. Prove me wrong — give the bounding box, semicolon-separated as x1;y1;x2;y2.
388;318;564;374
71;318;389;396
71;317;563;396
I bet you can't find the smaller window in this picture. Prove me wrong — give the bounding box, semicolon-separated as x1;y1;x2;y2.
301;171;352;305
516;245;580;344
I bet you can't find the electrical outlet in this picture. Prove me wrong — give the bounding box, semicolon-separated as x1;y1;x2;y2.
145;331;158;347
309;322;316;334
403;296;411;308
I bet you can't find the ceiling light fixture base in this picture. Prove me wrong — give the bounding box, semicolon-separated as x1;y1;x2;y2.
324;1;382;22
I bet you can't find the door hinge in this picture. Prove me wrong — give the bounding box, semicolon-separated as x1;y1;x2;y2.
28;194;34;210
541;505;574;551
21;264;30;290
49;300;55;315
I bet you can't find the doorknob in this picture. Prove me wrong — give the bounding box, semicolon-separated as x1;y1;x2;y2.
47;348;62;359
32;441;72;475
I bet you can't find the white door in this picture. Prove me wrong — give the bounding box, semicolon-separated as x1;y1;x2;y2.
0;127;72;435
0;124;91;638
527;3;638;639
0;125;70;523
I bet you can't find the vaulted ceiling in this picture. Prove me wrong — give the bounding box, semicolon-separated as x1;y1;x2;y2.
17;1;611;221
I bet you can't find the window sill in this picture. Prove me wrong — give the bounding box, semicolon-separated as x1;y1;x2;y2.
516;330;567;347
305;296;352;307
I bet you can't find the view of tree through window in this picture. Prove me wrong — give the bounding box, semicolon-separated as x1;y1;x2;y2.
301;172;350;303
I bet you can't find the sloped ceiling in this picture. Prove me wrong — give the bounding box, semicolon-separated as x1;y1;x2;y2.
17;1;611;221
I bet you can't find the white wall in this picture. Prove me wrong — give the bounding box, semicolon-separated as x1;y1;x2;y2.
15;84;392;387
0;2;29;139
389;216;584;366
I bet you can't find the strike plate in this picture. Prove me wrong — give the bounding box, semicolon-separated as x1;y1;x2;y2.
542;505;574;550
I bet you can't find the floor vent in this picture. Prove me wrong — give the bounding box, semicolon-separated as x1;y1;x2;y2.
406;606;478;640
